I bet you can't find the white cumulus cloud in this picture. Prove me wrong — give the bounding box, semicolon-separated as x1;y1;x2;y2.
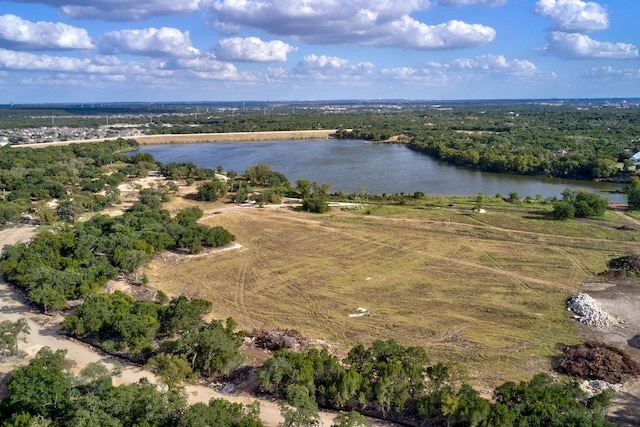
15;0;204;21
379;66;449;84
534;0;608;32
0;48;145;74
215;37;296;62
544;32;639;59
382;55;553;82
207;0;495;50
381;18;495;49
99;27;200;58
290;54;375;79
583;66;640;79
448;54;540;76
0;14;94;50
0;47;257;85
156;54;258;81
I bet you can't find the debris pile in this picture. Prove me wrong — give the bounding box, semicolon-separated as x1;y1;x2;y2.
249;329;308;351
567;293;617;328
605;254;640;278
557;341;640;383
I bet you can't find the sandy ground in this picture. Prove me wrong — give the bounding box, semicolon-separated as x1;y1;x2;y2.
0;227;347;427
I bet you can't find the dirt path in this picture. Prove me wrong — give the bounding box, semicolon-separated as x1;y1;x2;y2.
0;226;343;427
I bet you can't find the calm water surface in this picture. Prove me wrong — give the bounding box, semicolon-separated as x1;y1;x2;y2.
137;139;625;202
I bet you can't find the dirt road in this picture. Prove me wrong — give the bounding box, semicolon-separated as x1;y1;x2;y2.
0;226;343;426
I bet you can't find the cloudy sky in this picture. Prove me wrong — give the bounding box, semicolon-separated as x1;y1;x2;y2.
0;0;638;103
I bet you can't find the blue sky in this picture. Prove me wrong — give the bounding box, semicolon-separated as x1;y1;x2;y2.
0;0;638;103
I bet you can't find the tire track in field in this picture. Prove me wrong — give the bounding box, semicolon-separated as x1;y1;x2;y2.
549;247;592;288
285;280;344;338
349;214;577;291
328;220;563;291
463;241;533;292
240;217;347;339
373;213;637;252
234;262;248;314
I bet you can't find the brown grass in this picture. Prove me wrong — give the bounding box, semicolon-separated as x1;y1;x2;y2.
145;196;639;389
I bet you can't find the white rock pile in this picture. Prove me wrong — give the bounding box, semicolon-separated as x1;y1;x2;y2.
567;293;617;328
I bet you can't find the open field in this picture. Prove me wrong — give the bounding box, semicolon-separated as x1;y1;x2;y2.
146;193;640;391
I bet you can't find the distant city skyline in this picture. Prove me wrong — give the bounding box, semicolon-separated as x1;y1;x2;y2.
1;0;638;103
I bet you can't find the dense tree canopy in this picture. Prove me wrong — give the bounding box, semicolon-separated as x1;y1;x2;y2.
259;340;614;426
0;197;234;311
0;347;263;426
552;189;608;220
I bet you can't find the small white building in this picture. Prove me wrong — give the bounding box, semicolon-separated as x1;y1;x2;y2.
630;152;640;165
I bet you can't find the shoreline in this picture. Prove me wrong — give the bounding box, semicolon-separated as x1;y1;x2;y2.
13;129;339;148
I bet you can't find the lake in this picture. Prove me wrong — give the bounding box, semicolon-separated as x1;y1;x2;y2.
136;139;626;202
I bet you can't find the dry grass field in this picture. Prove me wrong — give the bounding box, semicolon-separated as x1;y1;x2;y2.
146;192;640;390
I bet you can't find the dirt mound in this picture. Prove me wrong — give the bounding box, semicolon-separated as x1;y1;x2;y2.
556;342;640;384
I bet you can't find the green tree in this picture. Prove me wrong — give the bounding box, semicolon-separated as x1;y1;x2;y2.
113;248;150;282
245;164;290;188
161;296;212;335
331;411;371;427
28;284;67;313
0;202;23;226
627;187;640;210
173;318;244;377
178;399;263;427
0;348;73;422
295;179;312;199
197;179;228;202
552;201;575;220
146;354;193;391
279;385;320;427
302;183;330;214
33;202;58;225
0;318;30;360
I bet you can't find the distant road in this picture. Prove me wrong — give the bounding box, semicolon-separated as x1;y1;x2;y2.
12;129;339;148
